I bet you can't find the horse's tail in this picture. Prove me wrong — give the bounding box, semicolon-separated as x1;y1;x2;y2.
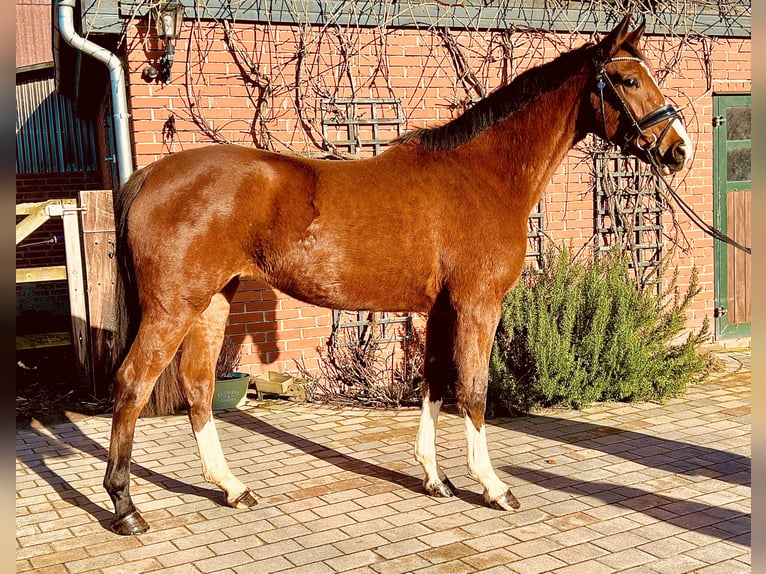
112;164;185;417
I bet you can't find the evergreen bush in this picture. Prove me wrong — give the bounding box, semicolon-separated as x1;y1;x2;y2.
488;246;714;416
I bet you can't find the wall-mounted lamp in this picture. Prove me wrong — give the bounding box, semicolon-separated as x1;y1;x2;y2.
144;0;185;84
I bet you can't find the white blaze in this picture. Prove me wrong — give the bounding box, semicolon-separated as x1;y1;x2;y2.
639;60;693;168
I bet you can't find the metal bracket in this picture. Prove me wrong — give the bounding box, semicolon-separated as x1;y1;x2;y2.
712;116;726;127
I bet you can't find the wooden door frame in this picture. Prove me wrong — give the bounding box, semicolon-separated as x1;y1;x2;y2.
713;93;751;339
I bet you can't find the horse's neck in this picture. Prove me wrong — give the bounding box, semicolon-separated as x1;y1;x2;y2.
461;68;588;212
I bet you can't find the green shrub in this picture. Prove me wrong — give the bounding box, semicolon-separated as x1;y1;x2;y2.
488;246;714;416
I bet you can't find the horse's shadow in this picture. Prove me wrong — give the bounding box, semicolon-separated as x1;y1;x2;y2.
16;416;224;532
17;406;749;544
493;413;750;487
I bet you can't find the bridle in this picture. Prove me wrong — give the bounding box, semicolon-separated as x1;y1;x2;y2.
592;56;751;255
593;56;679;154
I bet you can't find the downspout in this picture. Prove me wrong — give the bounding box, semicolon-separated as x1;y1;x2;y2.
56;0;133;186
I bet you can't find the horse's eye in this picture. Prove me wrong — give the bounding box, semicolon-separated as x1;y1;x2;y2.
624;78;640;88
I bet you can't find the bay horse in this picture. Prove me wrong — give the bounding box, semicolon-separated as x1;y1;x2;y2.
105;14;692;535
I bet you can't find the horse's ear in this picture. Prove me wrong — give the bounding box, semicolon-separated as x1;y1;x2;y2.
595;13;632;61
624;17;646;47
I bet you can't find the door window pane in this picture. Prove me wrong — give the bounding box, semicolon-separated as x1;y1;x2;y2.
727;106;751;141
727;147;751;182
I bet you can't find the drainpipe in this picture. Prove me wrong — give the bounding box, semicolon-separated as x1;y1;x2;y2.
56;0;133;186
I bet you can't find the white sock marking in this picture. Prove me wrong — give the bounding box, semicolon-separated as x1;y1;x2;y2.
464;416;509;502
194;419;248;500
414;399;446;487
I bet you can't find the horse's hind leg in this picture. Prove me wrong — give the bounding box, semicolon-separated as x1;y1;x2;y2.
415;293;459;498
179;282;257;510
104;312;194;535
454;300;520;511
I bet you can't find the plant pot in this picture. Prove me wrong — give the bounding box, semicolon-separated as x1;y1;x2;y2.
212;372;251;410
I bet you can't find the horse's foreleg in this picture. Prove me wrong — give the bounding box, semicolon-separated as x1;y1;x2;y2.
104;315;191;535
454;303;520;511
415;297;459;497
179;287;256;510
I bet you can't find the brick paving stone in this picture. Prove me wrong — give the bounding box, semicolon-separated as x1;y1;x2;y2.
549;541;609;565
504;553;568;574
506;537;564;559
62;553;125;573
378;522;433;543
19;564;69;574
333;532;388;555
420;511;475;531
294;525;350;548
341;517;396;538
281;562;334;574
118;540;177;563
285;543;343;566
643;555;708;573
417;527;472;549
462;531;516;552
590;530;651;553
100;557;164;574
552;561;616;574
243;539;302;562
324;549;382;572
376;506;432;526
236;555;298;573
156;545;217;569
461;547;518;570
412;559;476;574
685;540;749;564
145;564;202;574
370;553;432;574
29;546;90;570
504;521;558;542
596;547;657;570
374;537;431;560
418;541;477;564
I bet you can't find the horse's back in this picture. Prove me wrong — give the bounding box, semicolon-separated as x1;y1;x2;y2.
124;143;516;313
125;146;316;301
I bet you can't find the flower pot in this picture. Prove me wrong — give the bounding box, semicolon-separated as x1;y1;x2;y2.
212;372;251;410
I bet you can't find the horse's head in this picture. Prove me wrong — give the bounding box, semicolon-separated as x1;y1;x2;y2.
586;14;692;174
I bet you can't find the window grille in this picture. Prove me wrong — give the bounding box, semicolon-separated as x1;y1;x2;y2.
594;150;664;290
526;200;545;269
321;97;403;157
331;310;413;345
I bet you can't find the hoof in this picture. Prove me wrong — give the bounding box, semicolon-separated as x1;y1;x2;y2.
486;488;521;511
111;510;149;536
425;477;459;498
228;487;258;509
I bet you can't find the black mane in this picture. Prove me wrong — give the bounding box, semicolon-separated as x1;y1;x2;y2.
396;44;593;151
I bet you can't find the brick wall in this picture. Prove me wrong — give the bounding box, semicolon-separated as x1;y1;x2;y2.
16;170;103;320
123;22;750;375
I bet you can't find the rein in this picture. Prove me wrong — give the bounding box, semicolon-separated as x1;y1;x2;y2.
593;57;752;255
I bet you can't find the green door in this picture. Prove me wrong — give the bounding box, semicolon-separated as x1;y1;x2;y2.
713;94;751;339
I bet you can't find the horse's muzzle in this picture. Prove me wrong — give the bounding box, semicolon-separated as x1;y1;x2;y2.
657;140;689;174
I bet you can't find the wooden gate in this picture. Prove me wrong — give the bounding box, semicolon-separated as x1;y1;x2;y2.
16;190;118;395
713;94;751;339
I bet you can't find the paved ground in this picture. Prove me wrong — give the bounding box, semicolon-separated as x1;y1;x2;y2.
16;352;750;573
